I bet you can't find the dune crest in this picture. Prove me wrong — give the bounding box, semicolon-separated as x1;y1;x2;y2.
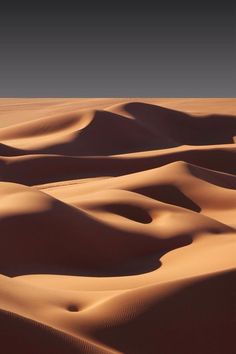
0;98;235;354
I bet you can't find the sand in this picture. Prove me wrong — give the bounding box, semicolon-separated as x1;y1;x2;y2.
0;98;235;354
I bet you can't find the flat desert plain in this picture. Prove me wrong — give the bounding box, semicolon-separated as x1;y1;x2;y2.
0;98;235;354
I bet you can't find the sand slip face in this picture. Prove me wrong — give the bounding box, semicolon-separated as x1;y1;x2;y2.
0;98;235;354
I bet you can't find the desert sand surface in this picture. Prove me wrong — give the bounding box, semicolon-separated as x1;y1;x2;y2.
0;98;235;354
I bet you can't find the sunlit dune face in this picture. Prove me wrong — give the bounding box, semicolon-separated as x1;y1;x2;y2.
0;98;235;354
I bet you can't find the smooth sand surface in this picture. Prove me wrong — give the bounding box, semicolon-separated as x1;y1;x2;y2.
0;98;235;354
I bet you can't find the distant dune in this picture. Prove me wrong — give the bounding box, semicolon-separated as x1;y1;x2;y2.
0;98;235;354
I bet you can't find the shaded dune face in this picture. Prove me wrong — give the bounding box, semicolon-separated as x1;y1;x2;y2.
0;183;218;276
0;98;235;354
0;102;235;156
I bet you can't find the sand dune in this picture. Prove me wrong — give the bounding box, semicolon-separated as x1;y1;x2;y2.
0;98;235;354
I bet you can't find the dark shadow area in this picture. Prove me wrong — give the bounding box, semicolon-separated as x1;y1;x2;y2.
1;103;235;158
1;147;235;187
0;197;191;277
94;269;236;354
187;163;236;190
0;309;91;354
67;305;79;313
34;109;178;156
0;255;162;278
178;149;236;175
134;185;201;212
123;102;236;146
103;203;152;224
0;143;25;156
35;103;236;155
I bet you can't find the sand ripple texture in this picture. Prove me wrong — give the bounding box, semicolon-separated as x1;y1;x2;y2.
0;98;235;354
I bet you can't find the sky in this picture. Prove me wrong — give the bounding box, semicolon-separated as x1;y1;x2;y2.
0;1;235;96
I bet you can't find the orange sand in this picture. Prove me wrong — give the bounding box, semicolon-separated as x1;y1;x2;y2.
0;98;235;354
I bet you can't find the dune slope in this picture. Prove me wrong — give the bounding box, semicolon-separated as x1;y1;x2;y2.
0;98;235;354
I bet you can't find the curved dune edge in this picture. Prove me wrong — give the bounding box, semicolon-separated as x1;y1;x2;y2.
0;98;235;354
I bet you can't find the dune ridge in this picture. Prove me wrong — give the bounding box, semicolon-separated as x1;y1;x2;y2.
0;98;235;354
